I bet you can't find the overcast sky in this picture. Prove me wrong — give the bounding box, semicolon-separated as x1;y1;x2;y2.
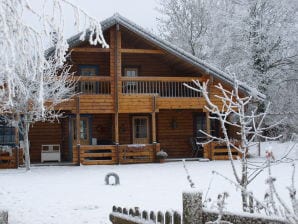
27;0;160;38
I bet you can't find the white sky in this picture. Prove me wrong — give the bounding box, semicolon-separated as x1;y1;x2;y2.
27;0;160;38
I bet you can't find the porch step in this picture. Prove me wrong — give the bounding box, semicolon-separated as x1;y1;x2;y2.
165;158;210;162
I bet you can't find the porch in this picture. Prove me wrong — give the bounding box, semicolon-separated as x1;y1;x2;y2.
26;109;239;166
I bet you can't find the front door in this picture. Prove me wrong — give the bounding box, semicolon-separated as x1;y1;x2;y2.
132;116;149;144
72;117;90;145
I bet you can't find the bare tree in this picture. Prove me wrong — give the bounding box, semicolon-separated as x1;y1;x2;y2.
157;0;210;58
185;76;280;212
0;0;108;170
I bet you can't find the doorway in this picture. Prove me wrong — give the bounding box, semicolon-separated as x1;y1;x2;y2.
132;116;149;144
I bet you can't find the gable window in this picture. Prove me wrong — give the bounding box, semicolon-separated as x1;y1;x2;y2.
79;65;99;76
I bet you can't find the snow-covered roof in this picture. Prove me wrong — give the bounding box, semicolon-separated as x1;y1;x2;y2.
48;13;265;100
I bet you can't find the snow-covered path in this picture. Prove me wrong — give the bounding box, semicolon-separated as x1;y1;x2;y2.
0;142;297;224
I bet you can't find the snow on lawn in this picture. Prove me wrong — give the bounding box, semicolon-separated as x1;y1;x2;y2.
0;141;297;224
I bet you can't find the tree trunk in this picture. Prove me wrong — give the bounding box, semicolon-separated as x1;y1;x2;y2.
241;188;248;212
23;120;31;171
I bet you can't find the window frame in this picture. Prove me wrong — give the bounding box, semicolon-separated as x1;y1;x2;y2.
78;65;99;76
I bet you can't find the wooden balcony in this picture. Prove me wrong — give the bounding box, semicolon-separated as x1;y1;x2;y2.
120;76;206;112
57;76;207;113
57;76;114;113
72;143;160;165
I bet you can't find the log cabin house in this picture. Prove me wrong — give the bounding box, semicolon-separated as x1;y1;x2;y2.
0;14;264;167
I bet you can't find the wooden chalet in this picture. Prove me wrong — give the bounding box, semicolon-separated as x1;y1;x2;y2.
0;14;264;167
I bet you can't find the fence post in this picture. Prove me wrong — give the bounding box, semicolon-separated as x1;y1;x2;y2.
0;211;8;224
157;211;164;224
150;211;156;223
173;211;181;224
165;211;172;224
183;191;203;224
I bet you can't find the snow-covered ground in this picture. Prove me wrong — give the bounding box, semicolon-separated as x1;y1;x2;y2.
0;141;297;224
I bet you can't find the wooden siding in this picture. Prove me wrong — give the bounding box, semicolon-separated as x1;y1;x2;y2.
29;121;62;162
70;51;110;76
91;114;113;142
157;110;195;158
61;118;70;161
157;97;206;110
79;95;114;114
119;114;131;145
119;95;154;113
122;54;199;77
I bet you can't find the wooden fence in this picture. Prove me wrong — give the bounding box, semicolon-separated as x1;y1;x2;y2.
204;141;240;160
110;192;287;224
110;206;181;224
73;143;160;165
0;148;23;169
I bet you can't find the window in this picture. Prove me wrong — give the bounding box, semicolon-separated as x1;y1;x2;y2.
79;65;99;76
77;65;100;94
194;113;221;139
123;67;138;92
194;113;206;139
124;67;138;77
0;125;16;146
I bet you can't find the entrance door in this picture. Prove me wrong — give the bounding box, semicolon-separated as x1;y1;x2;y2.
72;117;90;145
132;116;149;144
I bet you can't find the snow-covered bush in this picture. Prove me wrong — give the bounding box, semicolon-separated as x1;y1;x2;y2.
156;150;168;160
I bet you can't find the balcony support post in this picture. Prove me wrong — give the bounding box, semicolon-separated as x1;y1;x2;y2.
76;96;81;165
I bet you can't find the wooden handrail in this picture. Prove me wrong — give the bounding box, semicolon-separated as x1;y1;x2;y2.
73;76;112;81
120;76;205;82
72;76;204;82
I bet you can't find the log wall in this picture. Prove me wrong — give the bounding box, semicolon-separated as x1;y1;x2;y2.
157;109;196;158
29;121;62;162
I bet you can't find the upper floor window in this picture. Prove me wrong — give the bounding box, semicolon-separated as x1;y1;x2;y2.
79;65;99;76
124;67;138;77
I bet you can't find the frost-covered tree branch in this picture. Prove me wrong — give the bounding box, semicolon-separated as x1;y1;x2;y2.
0;0;107;170
264;151;298;223
185;75;281;212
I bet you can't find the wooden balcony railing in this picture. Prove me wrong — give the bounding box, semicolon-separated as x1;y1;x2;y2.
121;77;202;98
74;76;111;95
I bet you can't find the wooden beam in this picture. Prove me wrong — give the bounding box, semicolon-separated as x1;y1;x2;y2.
71;48;110;53
120;49;165;54
152;95;157;144
73;76;111;82
152;112;157;144
206;112;211;159
76;96;81;165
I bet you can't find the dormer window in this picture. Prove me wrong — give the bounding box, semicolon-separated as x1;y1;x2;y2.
79;65;99;76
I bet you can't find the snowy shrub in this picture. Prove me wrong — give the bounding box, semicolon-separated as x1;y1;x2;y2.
156;150;168;159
